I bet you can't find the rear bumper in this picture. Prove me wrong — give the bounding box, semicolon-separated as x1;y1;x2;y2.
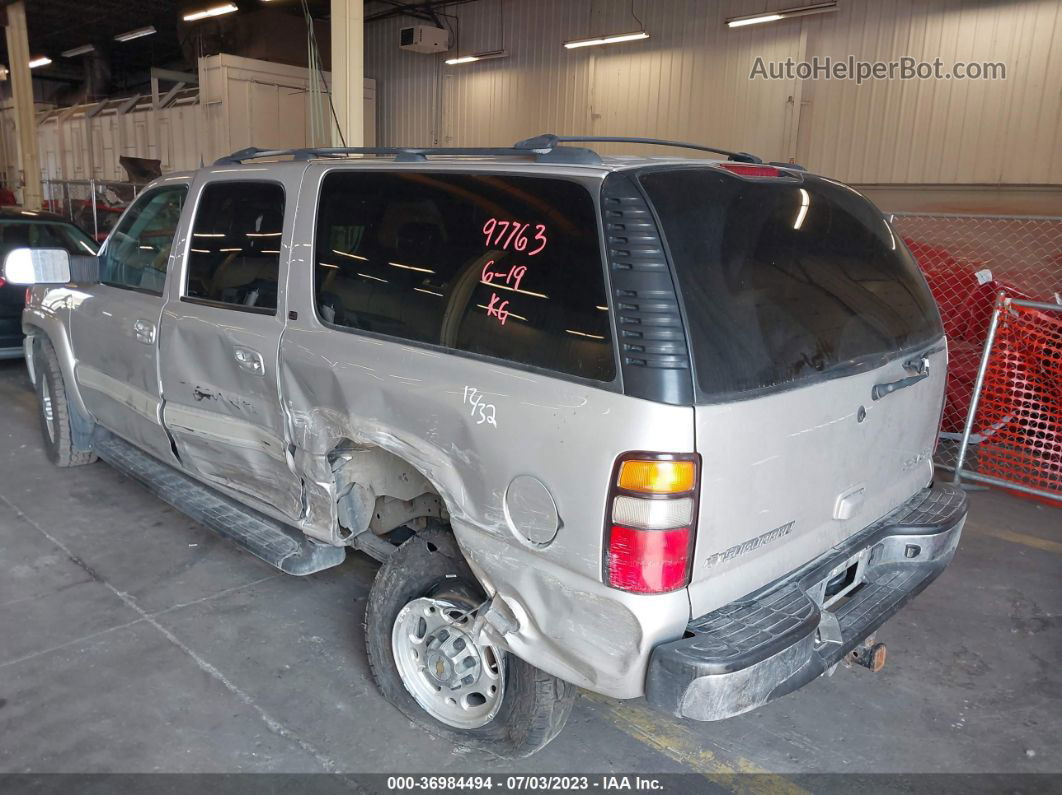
645;484;968;721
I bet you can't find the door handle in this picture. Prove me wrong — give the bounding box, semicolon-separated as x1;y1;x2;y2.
872;353;932;401
233;346;265;376
872;371;928;401
133;318;156;344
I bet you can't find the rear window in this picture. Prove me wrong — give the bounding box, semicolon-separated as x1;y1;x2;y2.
313;172;614;382
639;168;942;400
186;181;284;313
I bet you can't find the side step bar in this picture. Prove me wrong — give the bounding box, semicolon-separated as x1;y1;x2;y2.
94;433;346;575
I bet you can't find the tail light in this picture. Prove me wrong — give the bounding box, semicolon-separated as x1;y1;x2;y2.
604;452;699;594
717;163;796;178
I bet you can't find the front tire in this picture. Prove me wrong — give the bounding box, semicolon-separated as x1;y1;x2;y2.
364;528;575;757
35;337;96;467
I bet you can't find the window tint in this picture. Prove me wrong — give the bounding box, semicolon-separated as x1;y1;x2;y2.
639;168;943;400
314;172;614;381
0;221;97;258
100;185;186;294
186;182;285;312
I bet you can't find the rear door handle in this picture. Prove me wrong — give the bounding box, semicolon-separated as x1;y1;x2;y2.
872;371;928;401
133;318;156;344
233;346;265;376
872;355;930;401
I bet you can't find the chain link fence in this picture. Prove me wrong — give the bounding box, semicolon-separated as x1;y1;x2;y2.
953;297;1062;505
41;179;140;244
891;212;1062;502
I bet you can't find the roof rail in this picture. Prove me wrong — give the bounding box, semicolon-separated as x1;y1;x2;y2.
213;143;603;166
514;134;763;164
212;135;763;167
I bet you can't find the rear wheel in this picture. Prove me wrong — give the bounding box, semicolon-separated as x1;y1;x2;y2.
35;337;96;467
364;528;575;757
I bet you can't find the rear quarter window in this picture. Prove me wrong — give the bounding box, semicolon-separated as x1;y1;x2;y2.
639;168;943;400
313;172;614;382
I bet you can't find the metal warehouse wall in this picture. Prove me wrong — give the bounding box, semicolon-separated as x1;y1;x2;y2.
33;93;205;183
364;0;1062;186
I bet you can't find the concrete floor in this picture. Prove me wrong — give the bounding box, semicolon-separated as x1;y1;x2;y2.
0;357;1058;777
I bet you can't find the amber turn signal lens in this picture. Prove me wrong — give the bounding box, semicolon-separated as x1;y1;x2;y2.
617;459;696;494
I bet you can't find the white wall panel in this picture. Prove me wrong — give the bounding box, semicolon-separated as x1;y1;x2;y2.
1;56;376;185
365;0;1062;185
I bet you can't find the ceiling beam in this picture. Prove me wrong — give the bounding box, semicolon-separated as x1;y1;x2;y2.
149;66;198;85
365;0;477;24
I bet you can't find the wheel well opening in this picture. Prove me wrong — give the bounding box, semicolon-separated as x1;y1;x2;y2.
327;441;448;543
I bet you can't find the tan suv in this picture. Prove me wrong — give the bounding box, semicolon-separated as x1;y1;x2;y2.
8;135;967;757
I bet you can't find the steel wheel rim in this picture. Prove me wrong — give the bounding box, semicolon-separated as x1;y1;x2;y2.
392;596;505;729
41;380;55;442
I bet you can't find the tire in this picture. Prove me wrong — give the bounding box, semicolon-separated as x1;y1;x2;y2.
35;337;97;467
364;527;576;758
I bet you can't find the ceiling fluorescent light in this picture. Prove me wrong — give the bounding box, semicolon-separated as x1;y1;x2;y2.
728;13;783;27
115;25;157;42
28;56;52;69
727;2;837;27
61;44;96;58
183;3;239;22
444;49;507;65
564;30;649;49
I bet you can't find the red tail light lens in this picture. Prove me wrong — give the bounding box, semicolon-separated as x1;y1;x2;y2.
718;163;784;178
604;452;699;594
0;276;6;288
607;525;691;593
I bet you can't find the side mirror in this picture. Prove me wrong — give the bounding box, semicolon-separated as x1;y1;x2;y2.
3;247;71;285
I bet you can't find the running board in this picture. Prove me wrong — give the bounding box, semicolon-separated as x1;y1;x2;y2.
94;433;346;575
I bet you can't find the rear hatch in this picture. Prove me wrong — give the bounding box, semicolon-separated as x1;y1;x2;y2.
638;166;947;617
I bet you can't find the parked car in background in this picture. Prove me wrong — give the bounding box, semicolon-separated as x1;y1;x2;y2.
0;209;97;358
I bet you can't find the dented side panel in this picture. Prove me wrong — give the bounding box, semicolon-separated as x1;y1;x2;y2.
157;167;306;520
279;163;697;697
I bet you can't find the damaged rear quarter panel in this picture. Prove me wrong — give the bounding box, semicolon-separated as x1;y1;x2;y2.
281;163;696;697
280;321;695;697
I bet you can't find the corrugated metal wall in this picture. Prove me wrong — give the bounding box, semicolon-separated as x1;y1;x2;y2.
33;94;206;182
365;0;1062;185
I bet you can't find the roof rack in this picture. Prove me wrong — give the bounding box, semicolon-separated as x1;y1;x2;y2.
213;134;763;166
213;143;602;166
514;135;762;164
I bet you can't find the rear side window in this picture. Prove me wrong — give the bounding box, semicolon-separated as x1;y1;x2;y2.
313;172;614;381
639;168;943;400
186;181;285;312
